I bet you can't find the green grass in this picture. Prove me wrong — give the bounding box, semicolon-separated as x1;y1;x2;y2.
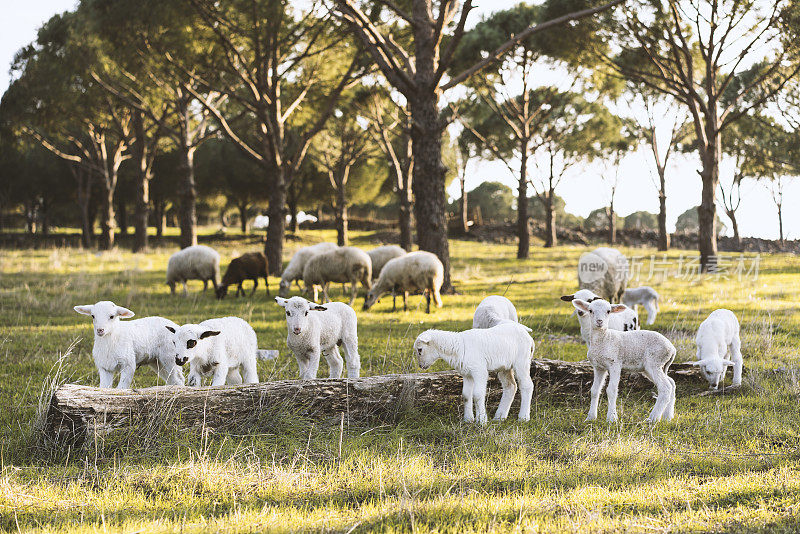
2;229;800;532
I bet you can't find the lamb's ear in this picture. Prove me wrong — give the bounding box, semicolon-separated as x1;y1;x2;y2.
560;295;575;302
165;326;176;334
199;330;221;339
274;297;288;307
610;304;628;314
311;305;327;311
74;305;93;316
416;331;432;344
690;361;703;367
572;299;590;313
116;306;135;318
722;359;735;367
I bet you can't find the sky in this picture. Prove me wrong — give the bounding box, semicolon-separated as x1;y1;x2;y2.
1;1;797;240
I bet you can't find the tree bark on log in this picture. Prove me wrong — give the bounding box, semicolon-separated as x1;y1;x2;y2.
44;360;706;446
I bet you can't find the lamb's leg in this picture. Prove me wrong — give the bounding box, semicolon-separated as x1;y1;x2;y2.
392;289;397;312
264;276;270;296
341;337;361;378
117;365;135;389
662;375;676;421
494;369;517;421
187;371;201;387
348;281;357;306
605;366;621;423
237;283;244;297
210;365;228;386
169;282;176;295
323;346;344;379
586;367;607;422
645;301;657;325
182;281;188;296
156;359;185;386
241;360;259;383
203;279;208;292
303;350;321;379
472;370;489;425
98;367;115;388
403;291;408;311
433;288;443;308
227;368;243;385
321;283;332;304
647;366;671;423
730;335;743;386
515;359;534;422
425;290;431;314
461;376;475;423
250;278;258;296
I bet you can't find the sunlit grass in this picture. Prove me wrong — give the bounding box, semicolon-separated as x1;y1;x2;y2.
1;230;800;532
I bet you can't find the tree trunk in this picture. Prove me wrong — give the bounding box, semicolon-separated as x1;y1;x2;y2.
335;178;349;247
544;192;557;248
239;203;249;234
697;138;720;272
132;110;150;253
608;204;616;245
98;185;115;250
40;197;50;236
517;138;530;259
117;197;128;237
287;188;299;233
777;203;784;245
43;359;705;446
265;173;287;276
657;176;669;251
88;191;99;245
177;144;197;249
726;209;741;252
460;170;469;235
155;199;166;239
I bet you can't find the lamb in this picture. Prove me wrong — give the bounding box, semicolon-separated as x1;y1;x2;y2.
367;245;407;279
414;323;535;425
302;246;372;306
73;301;184;388
572;298;676;423
693;308;743;390
275;296;360;379
278;242;339;298
561;289;639;344
578;247;629;302
362;251;444;313
622;286;660;325
216;252;269;299
167;316;277;386
166;245;221;295
472;295;518;329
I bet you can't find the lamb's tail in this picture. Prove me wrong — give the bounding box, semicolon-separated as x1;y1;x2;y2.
257;349;280;361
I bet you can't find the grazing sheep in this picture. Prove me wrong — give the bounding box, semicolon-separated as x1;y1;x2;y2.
473;295;518;329
302;246;372;306
561;289;639;344
167;317;277;386
166;245;221;295
414;323;535;425
74;301;184;388
216;252;269;299
275;296;360;379
578;247;629;302
278;242;339;298
367;245;407;279
622;286;660;325
694;309;743;389
362;251;444;313
572;298;676;423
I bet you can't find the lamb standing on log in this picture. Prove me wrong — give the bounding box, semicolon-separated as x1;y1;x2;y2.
302;246;372;305
414;323;535;425
572;298;676;423
693;309;743;390
74;301;184;388
166;245;221;295
275;296;360;379
578;247;629;303
622;286;660;325
362;251;444;313
167;317;277;386
367;245;407;279
278;242;338;298
561;289;639;345
472;295;518;329
216;252;269;299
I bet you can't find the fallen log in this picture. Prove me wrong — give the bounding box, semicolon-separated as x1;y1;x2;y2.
44;359;705;446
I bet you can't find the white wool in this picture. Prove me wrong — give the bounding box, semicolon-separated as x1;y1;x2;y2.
694;309;743;389
572;298;677;424
166;245;221;295
302;246;372;305
414;323;534;425
279;242;338;297
170;316;269;386
472;295;518;329
363;251;444;313
579;247;629;303
562;289;639;344
73;301;184;388
367;245;407;279
275;296;360;379
622;286;660;325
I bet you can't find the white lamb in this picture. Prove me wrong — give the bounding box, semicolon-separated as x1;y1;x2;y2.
622;286;660;325
302;246;372;305
275;296;360;379
167;317;277;386
472;295;518;329
572;298;676;423
166;245;221;295
278;242;338;298
693;308;743;390
561;289;639;344
367;245;407;279
74;301;184;388
578;247;629;302
362;251;444;313
414;323;535;425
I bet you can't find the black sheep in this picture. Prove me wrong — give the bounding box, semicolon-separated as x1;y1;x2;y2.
216;252;269;299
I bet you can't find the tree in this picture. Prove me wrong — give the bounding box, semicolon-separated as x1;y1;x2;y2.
603;0;800;270
333;0;625;288
623;211;657;231
458;181;515;224
675;206;725;236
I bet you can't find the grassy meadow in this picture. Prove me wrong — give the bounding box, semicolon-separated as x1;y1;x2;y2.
2;229;800;532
